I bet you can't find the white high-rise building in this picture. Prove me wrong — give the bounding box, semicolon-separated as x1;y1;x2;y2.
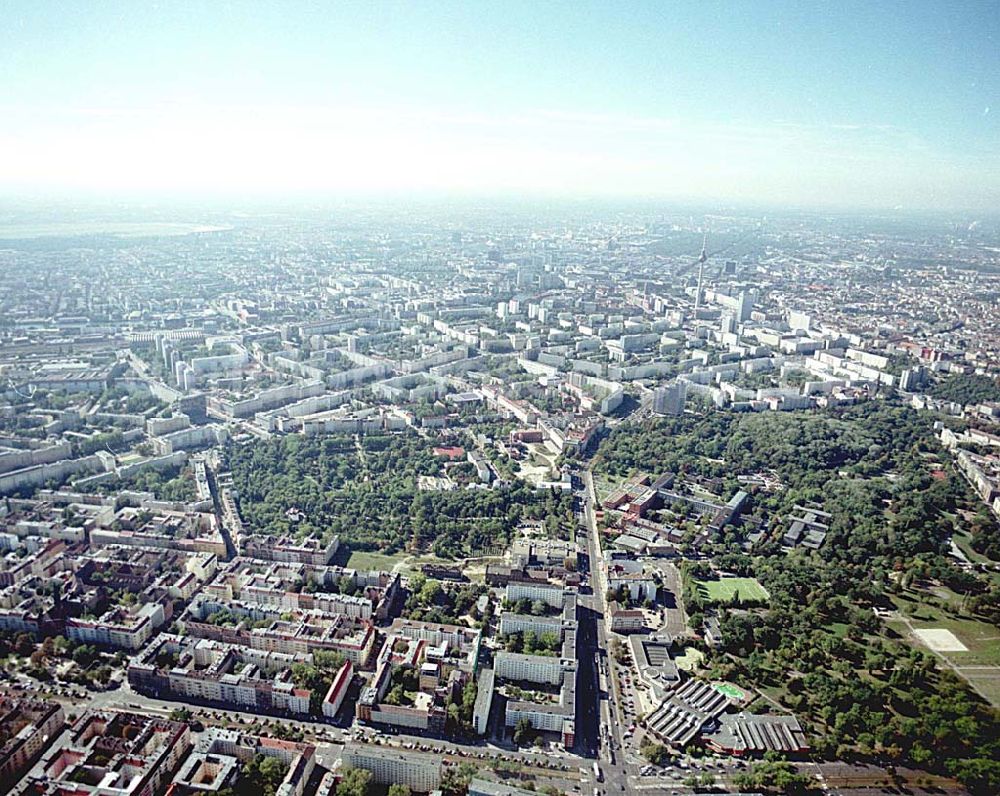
736;290;754;322
653;381;687;416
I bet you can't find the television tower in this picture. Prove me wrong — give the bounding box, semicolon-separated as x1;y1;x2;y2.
693;231;708;313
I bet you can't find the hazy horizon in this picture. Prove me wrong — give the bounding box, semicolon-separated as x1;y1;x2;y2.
2;1;998;211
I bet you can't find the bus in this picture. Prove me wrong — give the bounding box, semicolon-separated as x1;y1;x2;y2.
593;762;603;782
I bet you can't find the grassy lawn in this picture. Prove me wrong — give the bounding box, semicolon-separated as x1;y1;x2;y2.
345;550;407;571
887;606;1000;667
396;554;450;575
952;530;983;563
752;683;790;708
962;674;1000;708
952;530;1000;587
696;576;770;604
887;585;1000;706
592;472;630;504
674;647;704;672
689;483;718;502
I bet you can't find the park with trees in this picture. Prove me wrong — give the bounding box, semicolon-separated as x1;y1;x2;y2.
929;373;1000;406
594;399;1000;793
227;432;574;558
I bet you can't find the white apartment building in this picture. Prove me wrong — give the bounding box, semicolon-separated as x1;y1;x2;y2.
494;651;566;686
340;744;441;791
498;613;565;637
505;582;567;608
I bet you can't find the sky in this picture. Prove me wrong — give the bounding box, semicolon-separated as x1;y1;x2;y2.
0;1;998;210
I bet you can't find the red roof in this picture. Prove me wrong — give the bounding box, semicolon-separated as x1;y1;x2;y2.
433;446;466;459
325;660;354;702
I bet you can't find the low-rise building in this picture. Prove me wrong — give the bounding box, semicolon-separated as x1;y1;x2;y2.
644;679;737;749
608;602;645;633
469;780;540;796
628;634;681;700
705;712;809;756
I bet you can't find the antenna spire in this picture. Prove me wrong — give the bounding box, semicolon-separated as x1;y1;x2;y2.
694;230;708;312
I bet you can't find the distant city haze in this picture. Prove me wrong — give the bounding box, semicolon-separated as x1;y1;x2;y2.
1;1;998;210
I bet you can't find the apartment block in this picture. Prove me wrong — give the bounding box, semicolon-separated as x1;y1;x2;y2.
340;743;441;792
15;711;191;796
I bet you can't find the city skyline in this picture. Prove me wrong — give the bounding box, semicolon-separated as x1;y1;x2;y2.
1;1;998;210
1;4;1000;793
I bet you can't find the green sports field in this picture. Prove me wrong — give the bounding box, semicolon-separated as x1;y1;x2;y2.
695;576;770;604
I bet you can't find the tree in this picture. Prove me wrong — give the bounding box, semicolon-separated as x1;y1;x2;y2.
947;757;1000;794
513;717;534;745
14;633;34;657
290;662;335;714
72;644;98;665
610;638;629;665
313;649;347;672
226;431;572;558
733;759;816;794
420;579;443;606
384;683;407;706
640;742;670;766
388;786;411;796
441;762;478;796
929;374;1000;405
335;767;372;796
460;678;478;723
241;754;291;796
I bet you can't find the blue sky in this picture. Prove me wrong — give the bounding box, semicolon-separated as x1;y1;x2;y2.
1;1;998;209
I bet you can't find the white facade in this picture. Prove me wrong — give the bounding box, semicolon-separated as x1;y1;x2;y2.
341;744;441;791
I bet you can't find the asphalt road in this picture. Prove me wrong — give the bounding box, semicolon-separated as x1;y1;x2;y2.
579;468;632;795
